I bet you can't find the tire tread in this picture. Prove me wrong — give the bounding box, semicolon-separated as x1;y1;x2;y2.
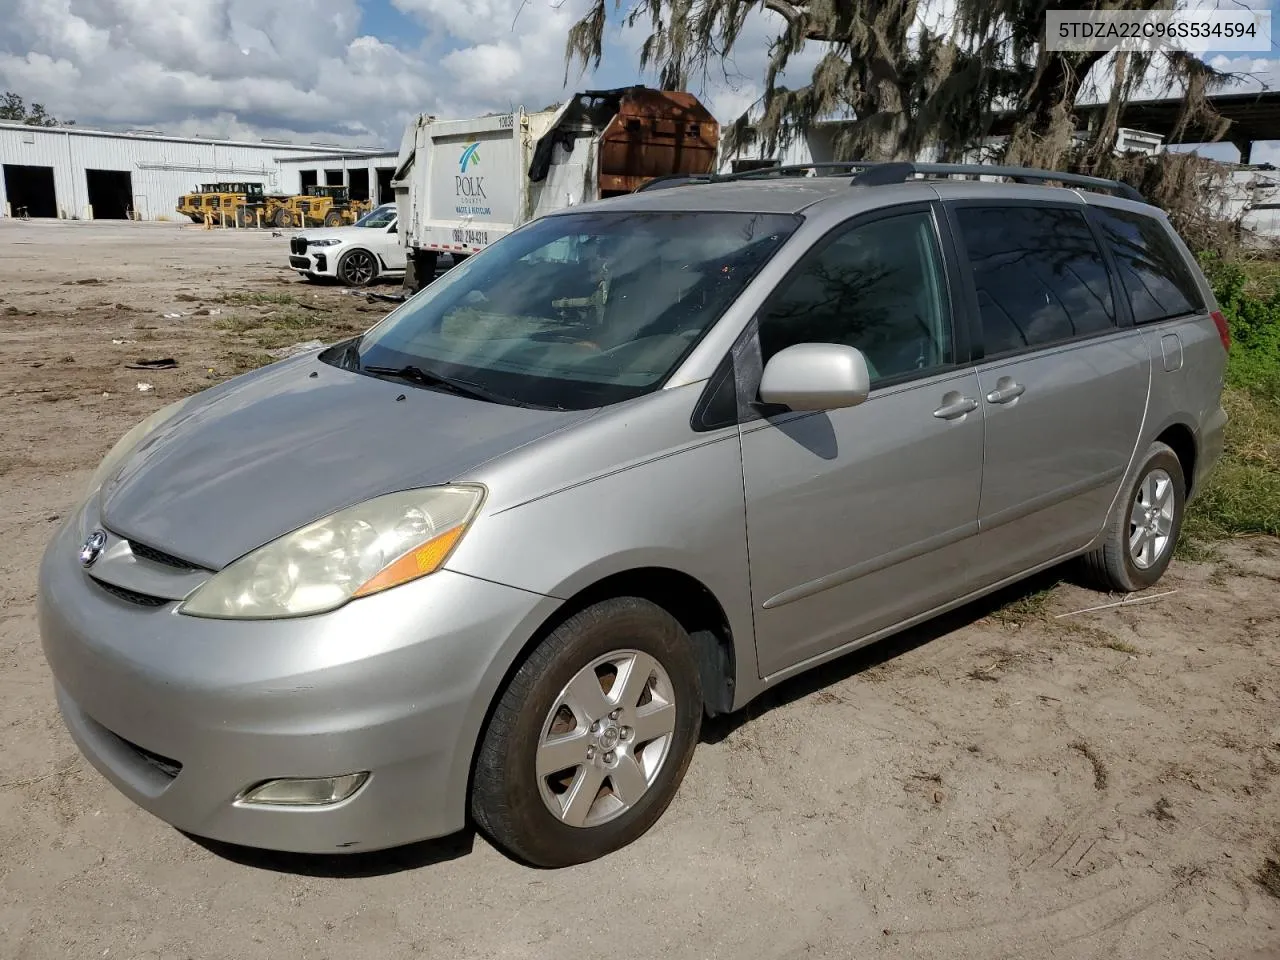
470;596;702;867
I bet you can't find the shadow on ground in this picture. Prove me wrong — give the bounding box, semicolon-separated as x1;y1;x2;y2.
700;567;1068;744
187;830;476;877
187;567;1069;875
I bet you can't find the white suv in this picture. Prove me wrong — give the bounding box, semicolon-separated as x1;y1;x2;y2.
287;203;406;286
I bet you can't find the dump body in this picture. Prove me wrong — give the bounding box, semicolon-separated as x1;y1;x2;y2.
394;86;720;263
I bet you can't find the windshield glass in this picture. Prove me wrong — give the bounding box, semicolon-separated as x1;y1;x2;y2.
357;205;396;228
334;210;798;409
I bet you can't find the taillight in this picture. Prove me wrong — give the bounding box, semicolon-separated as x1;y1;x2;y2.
1210;310;1231;352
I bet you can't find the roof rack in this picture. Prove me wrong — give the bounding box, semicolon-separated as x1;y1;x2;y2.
635;160;1144;202
852;162;1145;202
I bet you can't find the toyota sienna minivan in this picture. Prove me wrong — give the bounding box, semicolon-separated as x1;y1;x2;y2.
39;163;1228;867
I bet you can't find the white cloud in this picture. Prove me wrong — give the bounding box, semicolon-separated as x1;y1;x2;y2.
18;0;1254;157
0;0;847;145
0;0;618;144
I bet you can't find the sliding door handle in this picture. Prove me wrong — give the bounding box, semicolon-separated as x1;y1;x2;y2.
986;381;1026;404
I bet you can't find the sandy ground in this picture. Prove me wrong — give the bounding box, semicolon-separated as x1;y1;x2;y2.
1;219;1278;960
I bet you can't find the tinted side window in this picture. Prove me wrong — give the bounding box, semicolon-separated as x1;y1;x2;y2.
758;211;952;384
1091;207;1204;323
956;205;1116;355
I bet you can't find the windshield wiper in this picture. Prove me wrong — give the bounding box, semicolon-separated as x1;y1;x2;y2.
362;363;530;407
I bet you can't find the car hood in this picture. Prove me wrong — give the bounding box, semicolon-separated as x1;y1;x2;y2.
99;354;593;570
298;226;383;243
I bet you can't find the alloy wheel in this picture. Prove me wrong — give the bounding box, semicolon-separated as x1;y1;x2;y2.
1129;467;1176;569
535;649;677;828
342;250;376;285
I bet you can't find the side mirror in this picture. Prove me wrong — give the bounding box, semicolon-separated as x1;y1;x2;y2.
758;343;871;412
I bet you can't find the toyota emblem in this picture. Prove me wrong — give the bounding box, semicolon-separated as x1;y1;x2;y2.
79;530;107;567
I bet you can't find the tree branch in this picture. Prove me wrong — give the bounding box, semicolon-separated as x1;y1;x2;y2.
762;0;803;25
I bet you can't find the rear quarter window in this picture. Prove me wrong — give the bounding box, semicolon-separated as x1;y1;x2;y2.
954;205;1116;356
1090;207;1205;323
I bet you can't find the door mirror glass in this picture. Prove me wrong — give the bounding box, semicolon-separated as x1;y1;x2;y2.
758;343;871;411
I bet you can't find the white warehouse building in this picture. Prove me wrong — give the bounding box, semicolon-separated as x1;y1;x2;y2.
0;122;389;221
274;151;400;206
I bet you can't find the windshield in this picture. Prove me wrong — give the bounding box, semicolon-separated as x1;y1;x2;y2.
332;210;798;410
357;205;396;228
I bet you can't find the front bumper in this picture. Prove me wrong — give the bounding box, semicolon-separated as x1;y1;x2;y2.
288;252;330;275
38;507;558;853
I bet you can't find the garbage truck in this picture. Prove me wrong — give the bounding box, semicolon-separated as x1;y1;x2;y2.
392;86;720;292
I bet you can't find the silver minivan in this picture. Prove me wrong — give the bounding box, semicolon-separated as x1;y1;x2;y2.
39;163;1228;867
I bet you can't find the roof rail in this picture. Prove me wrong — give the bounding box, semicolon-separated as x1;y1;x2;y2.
636;162;881;192
635;160;1144;202
635;174;711;192
850;161;1145;202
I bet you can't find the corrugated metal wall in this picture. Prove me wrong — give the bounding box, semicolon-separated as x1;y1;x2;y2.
274;154;399;200
0;124;387;221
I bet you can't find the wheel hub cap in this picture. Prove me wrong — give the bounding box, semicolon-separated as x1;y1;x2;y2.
1129;467;1175;570
535;650;677;829
598;724;621;751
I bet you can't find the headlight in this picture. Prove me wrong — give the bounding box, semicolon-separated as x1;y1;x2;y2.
178;485;484;620
307;238;341;247
86;397;193;498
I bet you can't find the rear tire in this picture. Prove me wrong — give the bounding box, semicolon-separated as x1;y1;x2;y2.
1080;441;1185;592
324;211;343;228
274;208;294;229
471;597;703;867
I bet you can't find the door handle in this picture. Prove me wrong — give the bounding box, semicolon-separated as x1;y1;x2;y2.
933;396;979;420
986;381;1026;404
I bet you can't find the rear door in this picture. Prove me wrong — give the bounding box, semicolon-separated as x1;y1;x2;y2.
946;201;1151;586
1088;204;1226;497
383;219;408;270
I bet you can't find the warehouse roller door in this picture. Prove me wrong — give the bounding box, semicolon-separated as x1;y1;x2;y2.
86;169;134;219
3;164;57;218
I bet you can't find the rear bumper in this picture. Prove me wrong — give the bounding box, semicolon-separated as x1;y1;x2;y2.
1190;402;1228;504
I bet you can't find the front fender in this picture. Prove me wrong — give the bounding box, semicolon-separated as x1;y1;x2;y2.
444;428;760;704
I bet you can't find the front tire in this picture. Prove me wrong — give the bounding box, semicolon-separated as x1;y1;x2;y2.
1080;441;1185;592
471;597;703;867
274;208;294;229
324;210;343;228
337;248;378;286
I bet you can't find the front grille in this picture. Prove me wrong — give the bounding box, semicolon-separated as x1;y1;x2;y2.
129;540;198;570
290;237;308;254
89;577;169;607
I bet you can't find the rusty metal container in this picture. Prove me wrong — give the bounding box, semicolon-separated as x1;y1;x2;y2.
595;88;720;196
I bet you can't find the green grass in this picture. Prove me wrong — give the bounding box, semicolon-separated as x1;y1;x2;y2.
1179;256;1280;551
218;291;299;306
1181;386;1280;545
991;588;1055;626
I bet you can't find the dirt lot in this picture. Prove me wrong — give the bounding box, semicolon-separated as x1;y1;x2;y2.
1;219;1278;959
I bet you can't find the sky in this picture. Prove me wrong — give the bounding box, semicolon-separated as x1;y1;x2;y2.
0;0;1276;157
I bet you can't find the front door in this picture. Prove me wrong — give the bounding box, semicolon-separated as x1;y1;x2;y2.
740;205;986;678
947;202;1150;586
